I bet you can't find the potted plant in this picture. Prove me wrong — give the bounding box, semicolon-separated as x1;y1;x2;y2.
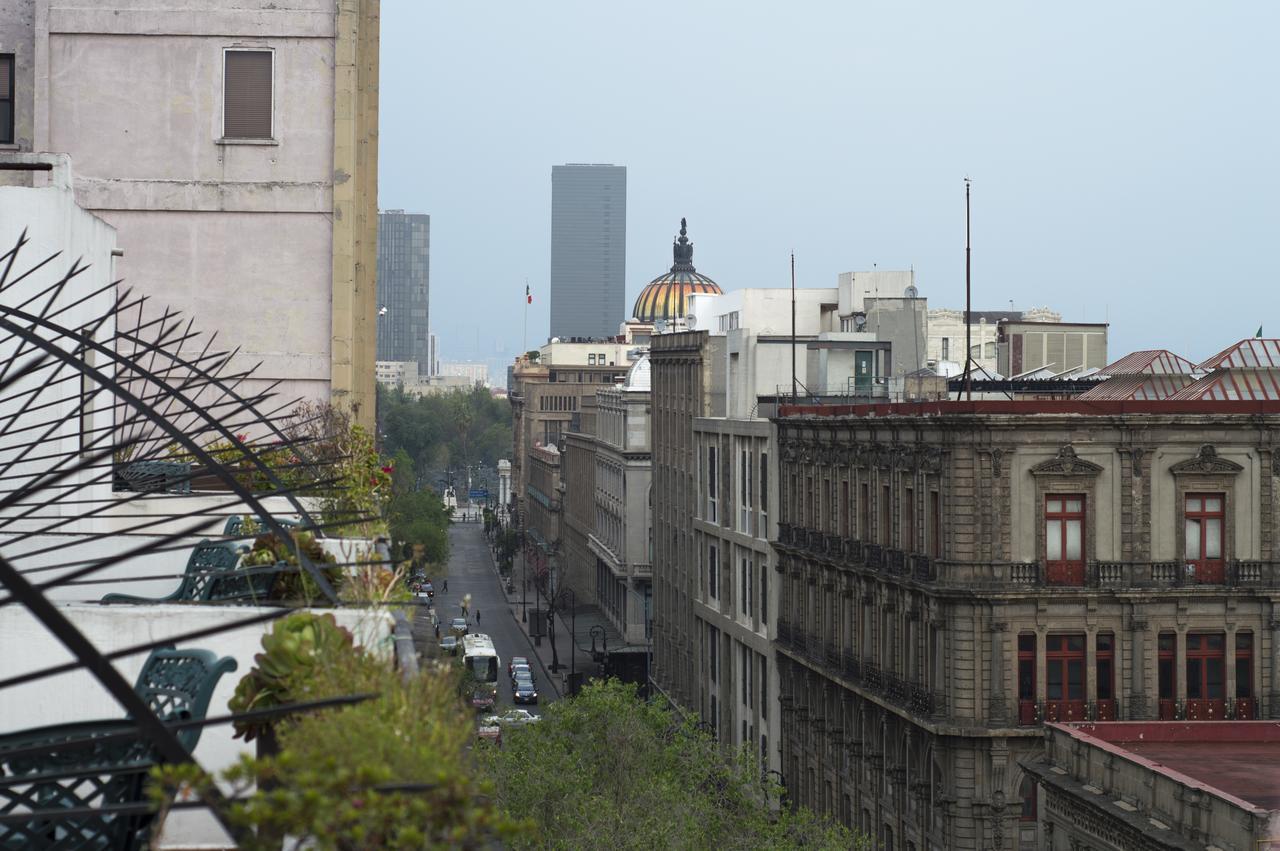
228;612;357;757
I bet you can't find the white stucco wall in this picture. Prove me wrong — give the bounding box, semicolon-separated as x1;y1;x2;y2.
0;603;392;849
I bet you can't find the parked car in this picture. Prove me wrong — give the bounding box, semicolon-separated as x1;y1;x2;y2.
450;617;469;636
439;635;459;655
482;709;540;727
512;679;539;705
471;688;496;711
508;655;529;676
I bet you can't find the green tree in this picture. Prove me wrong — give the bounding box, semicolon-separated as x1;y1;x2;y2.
378;384;512;477
388;488;450;567
152;614;523;849
478;680;867;850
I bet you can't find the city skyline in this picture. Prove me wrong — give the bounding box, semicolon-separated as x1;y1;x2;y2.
379;1;1278;368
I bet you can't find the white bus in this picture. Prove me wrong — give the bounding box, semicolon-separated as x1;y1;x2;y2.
462;633;501;710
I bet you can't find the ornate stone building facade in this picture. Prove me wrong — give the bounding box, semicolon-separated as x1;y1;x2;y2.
651;330;725;708
771;398;1280;850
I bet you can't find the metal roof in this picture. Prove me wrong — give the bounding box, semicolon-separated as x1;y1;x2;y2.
1099;349;1196;376
1078;374;1195;401
1168;369;1280;401
1197;339;1280;370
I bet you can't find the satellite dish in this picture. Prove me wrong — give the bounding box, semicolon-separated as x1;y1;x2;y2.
904;285;919;298
551;337;561;343
686;314;698;329
853;312;868;331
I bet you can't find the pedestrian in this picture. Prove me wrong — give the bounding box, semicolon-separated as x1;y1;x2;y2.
434;622;440;639
443;579;448;593
475;609;481;623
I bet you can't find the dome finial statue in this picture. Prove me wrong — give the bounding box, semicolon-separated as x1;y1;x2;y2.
672;217;695;271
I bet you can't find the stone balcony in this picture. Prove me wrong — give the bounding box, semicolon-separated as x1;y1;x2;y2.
774;522;1280;591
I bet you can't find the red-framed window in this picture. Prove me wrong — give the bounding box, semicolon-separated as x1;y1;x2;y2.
1236;631;1255;719
1096;633;1116;720
1044;634;1086;722
1185;494;1225;584
1045;495;1085;586
1185;633;1226;720
1017;633;1036;725
1158;633;1177;719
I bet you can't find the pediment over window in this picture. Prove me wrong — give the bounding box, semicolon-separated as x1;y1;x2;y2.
1170;444;1244;476
1029;445;1103;477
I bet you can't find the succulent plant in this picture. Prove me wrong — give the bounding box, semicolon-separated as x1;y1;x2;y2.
229;612;356;741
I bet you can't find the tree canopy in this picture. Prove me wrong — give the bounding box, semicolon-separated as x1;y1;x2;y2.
377;384;511;483
478;680;867;850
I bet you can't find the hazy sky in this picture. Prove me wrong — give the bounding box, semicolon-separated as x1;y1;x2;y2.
380;1;1279;369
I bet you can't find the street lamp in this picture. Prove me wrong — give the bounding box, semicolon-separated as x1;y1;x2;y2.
589;624;608;675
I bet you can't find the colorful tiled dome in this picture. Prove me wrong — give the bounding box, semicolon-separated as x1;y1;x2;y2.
632;219;722;323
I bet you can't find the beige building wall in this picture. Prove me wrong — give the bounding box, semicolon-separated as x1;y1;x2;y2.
3;0;378;427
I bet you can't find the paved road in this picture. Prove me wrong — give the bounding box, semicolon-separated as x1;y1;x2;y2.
415;522;555;714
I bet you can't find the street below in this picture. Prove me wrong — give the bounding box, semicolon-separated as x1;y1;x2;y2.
414;521;556;714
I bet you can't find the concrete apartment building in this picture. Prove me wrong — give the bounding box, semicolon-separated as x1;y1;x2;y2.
650;274;897;781
0;0;380;426
997;319;1109;377
549;164;626;339
508;344;635;504
769;339;1280;849
836;271;927;381
927;307;1061;374
590;360;653;644
376;210;430;375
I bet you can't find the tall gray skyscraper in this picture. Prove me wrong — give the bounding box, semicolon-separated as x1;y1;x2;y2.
550;164;626;339
375;210;431;374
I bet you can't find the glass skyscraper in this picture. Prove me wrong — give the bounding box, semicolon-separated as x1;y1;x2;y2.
550;164;626;340
375;210;430;373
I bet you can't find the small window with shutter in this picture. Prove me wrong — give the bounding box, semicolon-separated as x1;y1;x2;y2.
223;49;273;140
1;54;14;145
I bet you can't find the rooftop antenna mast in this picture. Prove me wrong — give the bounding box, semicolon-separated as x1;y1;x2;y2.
962;177;973;401
791;251;797;400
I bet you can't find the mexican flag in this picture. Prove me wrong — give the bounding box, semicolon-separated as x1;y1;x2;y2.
526;284;533;305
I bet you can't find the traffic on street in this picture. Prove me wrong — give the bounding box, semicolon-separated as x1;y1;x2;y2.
413;520;556;717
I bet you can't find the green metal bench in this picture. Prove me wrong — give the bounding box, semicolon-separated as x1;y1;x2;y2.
0;646;237;850
99;539;281;605
222;515;300;537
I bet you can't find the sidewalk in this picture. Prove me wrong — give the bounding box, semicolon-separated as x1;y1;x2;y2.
486;544;599;700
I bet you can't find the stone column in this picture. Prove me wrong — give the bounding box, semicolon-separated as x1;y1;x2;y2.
989;621;1009;725
1128;617;1148;719
1226;627;1237;714
1269;616;1280;719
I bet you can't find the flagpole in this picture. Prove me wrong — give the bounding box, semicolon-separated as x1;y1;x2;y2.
523;277;529;357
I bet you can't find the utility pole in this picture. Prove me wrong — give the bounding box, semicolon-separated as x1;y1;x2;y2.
963;177;973;401
790;252;797;400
